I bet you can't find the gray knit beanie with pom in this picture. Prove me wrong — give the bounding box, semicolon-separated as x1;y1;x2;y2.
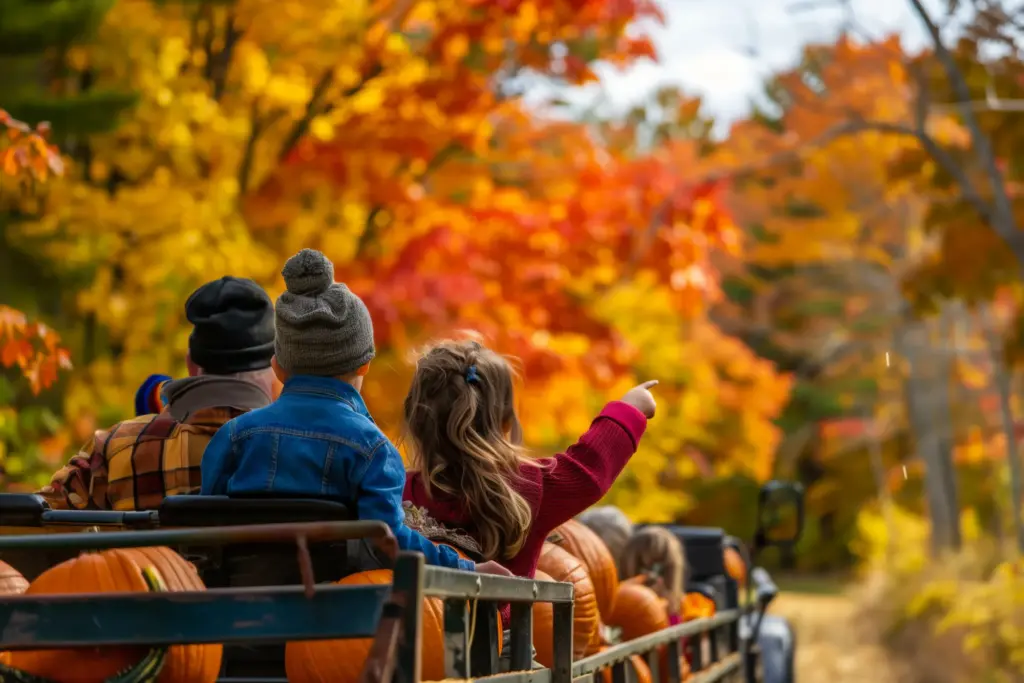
274;249;375;377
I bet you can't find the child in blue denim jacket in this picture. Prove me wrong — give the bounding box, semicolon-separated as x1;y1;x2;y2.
201;249;507;575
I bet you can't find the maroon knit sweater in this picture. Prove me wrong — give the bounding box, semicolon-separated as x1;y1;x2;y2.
403;401;647;621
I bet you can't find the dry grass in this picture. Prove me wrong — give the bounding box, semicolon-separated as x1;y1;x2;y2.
848;573;976;683
773;587;912;683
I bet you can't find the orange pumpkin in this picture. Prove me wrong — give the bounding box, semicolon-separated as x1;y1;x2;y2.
606;583;669;642
0;560;28;595
533;572;610;665
585;622;606;655
597;648;653;683
681;592;716;622
0;562;28;668
619;574;648;588
286;569;502;683
530;569;556;668
605;584;681;683
7;547;221;683
723;546;746;586
536;542;600;661
550;520;619;618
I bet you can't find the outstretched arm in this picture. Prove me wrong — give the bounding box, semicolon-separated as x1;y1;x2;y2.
535;401;648;530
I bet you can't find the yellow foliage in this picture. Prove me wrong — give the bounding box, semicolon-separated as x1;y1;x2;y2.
853;505;1024;680
592;280;791;518
2;0;789;522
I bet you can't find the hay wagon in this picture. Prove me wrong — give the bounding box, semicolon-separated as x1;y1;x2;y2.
0;480;803;683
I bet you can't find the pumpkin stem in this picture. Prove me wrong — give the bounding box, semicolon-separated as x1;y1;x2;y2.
104;646;168;683
0;648;168;683
104;566;170;683
0;661;60;683
0;566;172;683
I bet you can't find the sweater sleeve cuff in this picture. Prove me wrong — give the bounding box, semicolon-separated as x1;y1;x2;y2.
458;558;476;572
598;401;648;446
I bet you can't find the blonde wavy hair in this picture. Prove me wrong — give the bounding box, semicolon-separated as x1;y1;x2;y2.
620;527;686;616
401;339;539;561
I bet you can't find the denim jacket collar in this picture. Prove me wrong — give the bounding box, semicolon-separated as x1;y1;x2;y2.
282;375;372;420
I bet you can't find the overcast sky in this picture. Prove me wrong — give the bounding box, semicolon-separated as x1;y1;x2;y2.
564;0;948;126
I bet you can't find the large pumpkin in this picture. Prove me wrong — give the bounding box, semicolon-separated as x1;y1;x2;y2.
584;622;605;656
618;574;648;588
6;547;221;683
0;562;34;667
529;569;556;668
681;592;716;622
286;569;502;683
536;542;599;661
549;520;619;619
532;571;612;668
606;583;669;642
605;582;681;683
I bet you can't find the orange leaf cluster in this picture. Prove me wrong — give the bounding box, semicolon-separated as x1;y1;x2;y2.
0;305;72;395
0;107;68;397
248;0;734;383
0;110;64;183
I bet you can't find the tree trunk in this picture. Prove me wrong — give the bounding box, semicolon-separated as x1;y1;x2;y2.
901;314;962;554
980;306;1024;553
935;306;963;551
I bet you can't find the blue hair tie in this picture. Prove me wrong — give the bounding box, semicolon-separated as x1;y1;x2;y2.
465;365;480;384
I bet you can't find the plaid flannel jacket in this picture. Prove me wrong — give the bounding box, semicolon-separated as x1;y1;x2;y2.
39;407;244;511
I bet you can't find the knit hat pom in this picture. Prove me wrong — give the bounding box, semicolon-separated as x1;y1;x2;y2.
282;248;335;296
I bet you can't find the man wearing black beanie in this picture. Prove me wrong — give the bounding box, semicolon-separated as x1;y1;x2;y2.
39;277;277;511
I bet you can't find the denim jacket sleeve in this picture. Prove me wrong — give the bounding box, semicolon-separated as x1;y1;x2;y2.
358;439;474;571
200;421;234;495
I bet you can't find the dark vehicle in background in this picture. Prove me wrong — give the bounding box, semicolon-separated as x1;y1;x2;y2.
647;480;804;683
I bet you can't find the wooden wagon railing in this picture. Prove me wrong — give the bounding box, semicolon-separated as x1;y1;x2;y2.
0;522;747;683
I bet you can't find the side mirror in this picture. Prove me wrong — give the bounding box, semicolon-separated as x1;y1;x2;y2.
750;566;778;609
753;480;804;551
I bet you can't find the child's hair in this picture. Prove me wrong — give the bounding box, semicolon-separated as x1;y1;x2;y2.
620;527;687;616
401;339;538;561
577;506;633;570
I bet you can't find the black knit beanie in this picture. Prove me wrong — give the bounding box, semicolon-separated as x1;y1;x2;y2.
185;276;275;374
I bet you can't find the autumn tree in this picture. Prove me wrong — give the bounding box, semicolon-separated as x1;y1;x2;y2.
761;0;1024;551
0;110;69;394
561;87;790;524
0;0;791;526
710;35;988;559
0;110;71;489
244;13;792;521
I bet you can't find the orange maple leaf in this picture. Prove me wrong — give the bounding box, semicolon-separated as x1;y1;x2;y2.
0;305;72;394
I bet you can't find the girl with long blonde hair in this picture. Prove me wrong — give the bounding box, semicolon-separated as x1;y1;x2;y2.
401;336;657;576
620;526;687;624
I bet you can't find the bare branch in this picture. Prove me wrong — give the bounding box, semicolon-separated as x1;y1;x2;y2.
907;0;1024;259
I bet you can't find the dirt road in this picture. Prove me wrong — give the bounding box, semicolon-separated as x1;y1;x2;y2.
771;590;908;683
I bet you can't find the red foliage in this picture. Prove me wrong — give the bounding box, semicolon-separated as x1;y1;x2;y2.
0;306;72;395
